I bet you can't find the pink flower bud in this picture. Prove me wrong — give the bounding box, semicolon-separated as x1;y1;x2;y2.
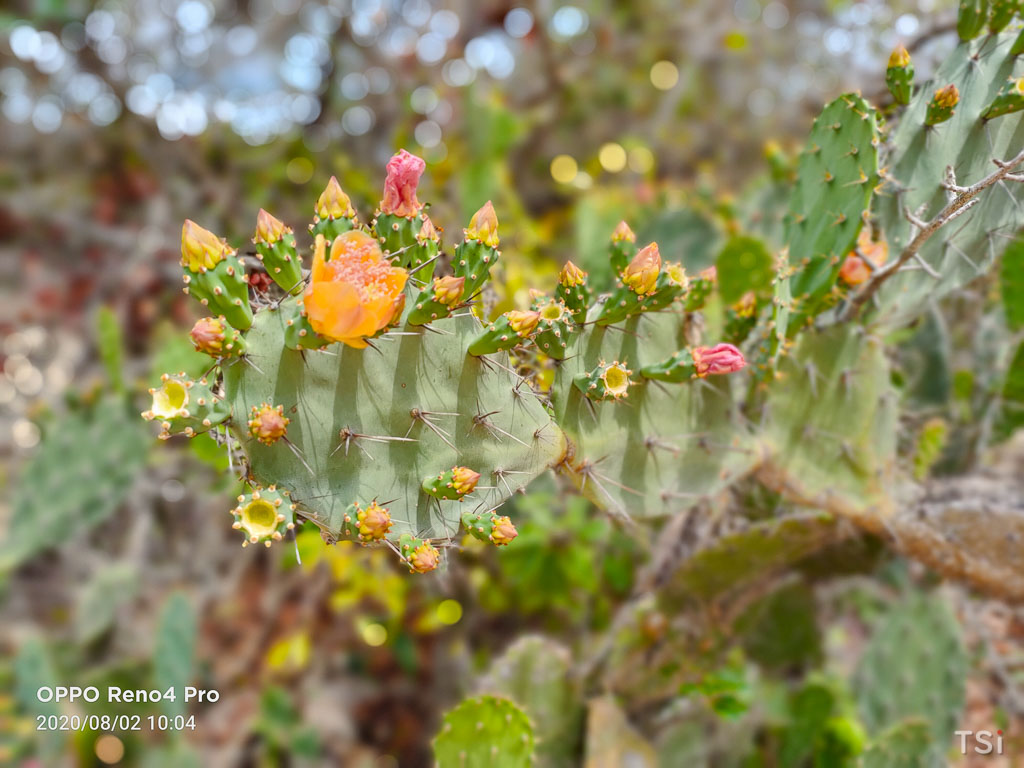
691;343;746;377
380;149;426;217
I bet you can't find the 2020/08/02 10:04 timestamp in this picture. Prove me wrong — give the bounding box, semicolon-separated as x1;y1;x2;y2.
34;685;218;731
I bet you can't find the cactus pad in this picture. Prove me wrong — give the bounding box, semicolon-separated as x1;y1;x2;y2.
433;695;535;768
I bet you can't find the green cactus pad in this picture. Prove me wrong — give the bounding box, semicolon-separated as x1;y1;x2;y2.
183;253;253;331
433;695;535;768
760;326;896;513
478;636;584;768
3;399;148;570
861;719;933;768
853;593;966;755
777;93;880;335
957;0;990;40
552;309;753;519
221;302;561;543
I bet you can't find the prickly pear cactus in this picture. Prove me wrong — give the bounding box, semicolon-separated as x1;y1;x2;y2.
853;592;966;760
433;695;535;768
869;28;1024;327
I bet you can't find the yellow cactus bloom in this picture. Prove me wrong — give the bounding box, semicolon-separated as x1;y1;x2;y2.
933;84;959;108
601;362;632;399
147;376;188;420
489;516;518;546
237;497;283;542
507;310;541;336
888;44;910;68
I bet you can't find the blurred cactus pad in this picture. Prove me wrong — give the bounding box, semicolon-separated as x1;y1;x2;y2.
142;26;1024;596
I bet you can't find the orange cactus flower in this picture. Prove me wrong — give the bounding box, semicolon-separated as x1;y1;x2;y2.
304;232;408;348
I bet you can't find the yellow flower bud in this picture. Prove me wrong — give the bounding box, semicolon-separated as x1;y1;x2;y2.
432;275;466;307
315;176;355;220
465;201;499;248
181;219;230;272
622;243;661;295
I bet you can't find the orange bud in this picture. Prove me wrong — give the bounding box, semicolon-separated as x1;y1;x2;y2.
465;201;499;248
451;466;481;495
622;243;661;295
248;403;289;445
418;215;440;242
315;176;355;220
611;220;636;243
489;516;518;546
408;542;440;573
254;208;291;245
433;275;465;307
558;260;587;288
357;501;392;542
934;83;959;108
507;310;541;336
190;316;226;356
181;219;230;272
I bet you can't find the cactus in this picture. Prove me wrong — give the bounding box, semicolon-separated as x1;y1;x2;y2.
867;28;1024;328
957;0;990;40
853;593;966;758
3;398;148;571
478;636;584;768
861;719;933;768
433;695;535;768
774;93;881;340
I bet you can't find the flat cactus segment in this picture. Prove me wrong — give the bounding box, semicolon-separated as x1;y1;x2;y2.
853;593;966;759
861;719;933;768
3;399;148;571
760;326;896;511
433;695;535;768
779;93;880;333
552;309;754;518
957;0;990;40
478;636;583;768
253;209;303;295
221;304;561;543
871;30;1024;328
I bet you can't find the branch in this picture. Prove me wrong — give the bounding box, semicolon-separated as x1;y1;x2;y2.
839;148;1024;322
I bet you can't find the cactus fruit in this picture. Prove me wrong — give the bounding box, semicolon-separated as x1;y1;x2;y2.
231;486;296;547
573;360;633;401
253;209;303;295
180;220;253;330
433;695;535;768
247;403;289;445
422;466;481;501
189;316;245;358
982;75;1024;118
925;84;960;125
608;220;637;273
142;373;230;439
556;261;590;323
886;45;914;105
461;510;518;545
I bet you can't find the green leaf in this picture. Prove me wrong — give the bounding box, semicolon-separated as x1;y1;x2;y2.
715;235;775;304
15;638;64;762
153;592;197;719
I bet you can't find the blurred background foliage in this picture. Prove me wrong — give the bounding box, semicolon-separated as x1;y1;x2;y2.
2;0;1024;766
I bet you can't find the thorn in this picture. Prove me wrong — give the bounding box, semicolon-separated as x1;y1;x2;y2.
282;436;315;476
